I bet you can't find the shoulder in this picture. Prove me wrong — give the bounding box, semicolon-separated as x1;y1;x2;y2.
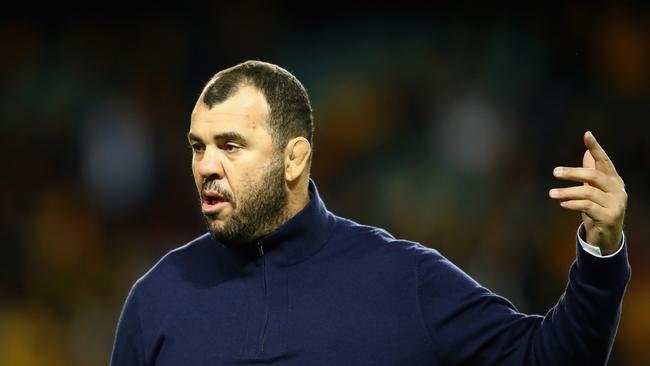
331;214;477;283
329;215;448;266
331;215;397;243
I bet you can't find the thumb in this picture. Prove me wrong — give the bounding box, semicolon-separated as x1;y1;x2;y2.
583;150;596;169
582;150;595;187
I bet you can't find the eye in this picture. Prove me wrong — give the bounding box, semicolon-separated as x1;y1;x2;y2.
224;143;242;153
191;143;204;153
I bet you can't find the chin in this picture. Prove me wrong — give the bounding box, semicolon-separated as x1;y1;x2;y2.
204;208;231;222
206;217;227;232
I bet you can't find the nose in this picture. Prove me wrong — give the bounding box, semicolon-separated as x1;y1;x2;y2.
196;146;225;180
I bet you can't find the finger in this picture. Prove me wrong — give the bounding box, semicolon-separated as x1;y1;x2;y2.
553;167;618;192
558;199;608;221
584;131;617;175
582;150;595;169
549;185;610;207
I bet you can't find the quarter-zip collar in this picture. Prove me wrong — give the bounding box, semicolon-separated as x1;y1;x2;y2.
221;179;336;266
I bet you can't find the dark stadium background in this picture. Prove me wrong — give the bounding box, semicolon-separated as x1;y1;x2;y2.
1;3;649;365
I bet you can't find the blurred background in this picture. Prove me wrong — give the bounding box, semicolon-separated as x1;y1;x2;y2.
1;2;649;365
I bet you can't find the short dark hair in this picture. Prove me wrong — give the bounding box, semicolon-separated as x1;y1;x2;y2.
202;61;314;155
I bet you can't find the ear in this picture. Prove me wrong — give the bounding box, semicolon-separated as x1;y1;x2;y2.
284;137;311;182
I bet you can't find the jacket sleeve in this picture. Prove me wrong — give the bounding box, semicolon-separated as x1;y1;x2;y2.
416;234;631;365
110;283;146;366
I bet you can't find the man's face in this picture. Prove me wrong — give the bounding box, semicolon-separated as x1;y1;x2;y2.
189;85;289;247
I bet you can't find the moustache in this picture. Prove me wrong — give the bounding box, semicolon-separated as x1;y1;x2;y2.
202;178;234;202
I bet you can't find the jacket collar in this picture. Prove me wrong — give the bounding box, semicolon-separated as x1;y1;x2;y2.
222;179;336;266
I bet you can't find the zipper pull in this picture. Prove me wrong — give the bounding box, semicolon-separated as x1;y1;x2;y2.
257;241;264;256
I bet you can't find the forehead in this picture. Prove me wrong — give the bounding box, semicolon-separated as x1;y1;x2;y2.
190;85;271;137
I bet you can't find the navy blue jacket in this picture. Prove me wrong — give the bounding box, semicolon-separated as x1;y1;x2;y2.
110;180;631;365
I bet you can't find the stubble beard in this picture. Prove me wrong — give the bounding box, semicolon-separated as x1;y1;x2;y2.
205;156;289;248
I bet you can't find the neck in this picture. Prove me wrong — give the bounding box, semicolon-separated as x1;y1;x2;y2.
285;177;310;219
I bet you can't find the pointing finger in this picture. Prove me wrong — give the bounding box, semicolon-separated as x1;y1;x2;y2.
584;131;617;175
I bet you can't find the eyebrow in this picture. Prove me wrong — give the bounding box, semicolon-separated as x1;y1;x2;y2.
187;132;247;145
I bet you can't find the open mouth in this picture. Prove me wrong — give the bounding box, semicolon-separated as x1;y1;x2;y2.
204;196;226;205
202;191;229;212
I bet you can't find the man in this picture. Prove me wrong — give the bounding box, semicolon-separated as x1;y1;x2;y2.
110;60;630;365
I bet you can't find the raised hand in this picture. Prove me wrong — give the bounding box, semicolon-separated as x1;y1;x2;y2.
549;131;627;255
